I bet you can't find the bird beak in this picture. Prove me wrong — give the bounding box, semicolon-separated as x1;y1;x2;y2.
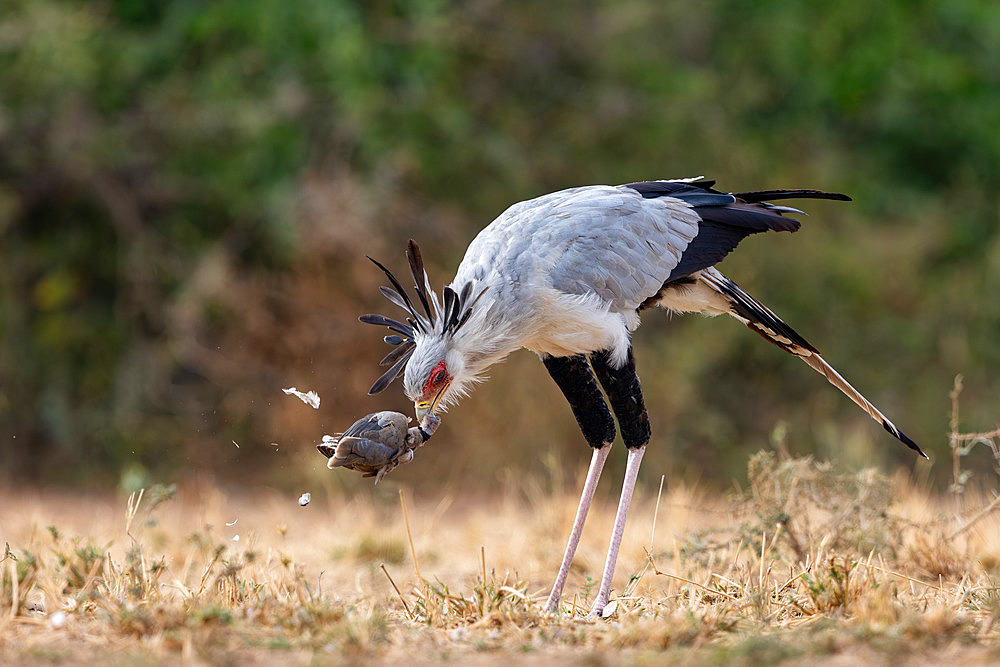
415;384;448;420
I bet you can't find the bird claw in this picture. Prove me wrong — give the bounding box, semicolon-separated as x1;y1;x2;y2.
372;438;419;484
373;463;395;485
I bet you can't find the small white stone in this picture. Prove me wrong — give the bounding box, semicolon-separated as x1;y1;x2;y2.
49;611;67;629
600;600;618;618
298;493;311;507
231;534;240;542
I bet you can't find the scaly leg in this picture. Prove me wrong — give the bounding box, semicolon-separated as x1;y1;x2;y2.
588;348;651;616
590;444;645;616
541;354;617;613
543;443;612;612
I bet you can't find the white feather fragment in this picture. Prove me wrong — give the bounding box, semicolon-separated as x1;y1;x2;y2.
282;387;321;409
225;519;238;527
600;600;618;618
298;493;311;506
231;534;240;542
49;611;67;629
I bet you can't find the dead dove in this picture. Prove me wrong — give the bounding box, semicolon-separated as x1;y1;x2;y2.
318;411;441;483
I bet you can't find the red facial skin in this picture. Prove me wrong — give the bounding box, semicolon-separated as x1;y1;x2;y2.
420;360;451;403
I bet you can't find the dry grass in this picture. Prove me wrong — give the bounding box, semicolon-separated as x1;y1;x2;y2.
3;452;1000;665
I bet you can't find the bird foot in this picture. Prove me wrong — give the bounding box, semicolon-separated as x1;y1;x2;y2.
373;462;396;485
588;595;613;619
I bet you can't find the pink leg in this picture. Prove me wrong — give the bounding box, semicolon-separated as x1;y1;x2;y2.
543;444;612;613
590;445;646;616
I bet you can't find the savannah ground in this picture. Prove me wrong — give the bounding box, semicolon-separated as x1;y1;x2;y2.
3;451;1000;666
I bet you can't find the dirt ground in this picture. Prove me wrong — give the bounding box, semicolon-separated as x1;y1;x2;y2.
2;455;1000;665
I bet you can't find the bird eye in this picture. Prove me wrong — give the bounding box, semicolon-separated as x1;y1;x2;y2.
433;371;447;385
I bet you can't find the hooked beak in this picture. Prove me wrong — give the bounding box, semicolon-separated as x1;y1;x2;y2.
415;383;448;420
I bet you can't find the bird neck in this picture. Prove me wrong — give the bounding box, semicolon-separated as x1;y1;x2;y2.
450;288;524;374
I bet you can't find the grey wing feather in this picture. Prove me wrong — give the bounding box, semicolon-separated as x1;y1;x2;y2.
341;411;410;443
541;187;701;311
452;179;829;316
340;413;381;439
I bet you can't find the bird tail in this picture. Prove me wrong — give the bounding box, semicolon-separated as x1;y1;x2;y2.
697;268;927;459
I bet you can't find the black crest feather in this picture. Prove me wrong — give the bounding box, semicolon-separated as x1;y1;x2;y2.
360;240;487;394
406;240;436;325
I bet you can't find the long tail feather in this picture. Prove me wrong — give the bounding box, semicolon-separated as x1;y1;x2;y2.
699;269;926;458
798;353;926;457
733;189;852;203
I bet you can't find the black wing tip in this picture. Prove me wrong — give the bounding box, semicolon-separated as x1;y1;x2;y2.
770;216;801;233
882;420;928;459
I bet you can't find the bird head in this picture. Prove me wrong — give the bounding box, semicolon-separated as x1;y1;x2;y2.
360;240;489;419
403;339;462;419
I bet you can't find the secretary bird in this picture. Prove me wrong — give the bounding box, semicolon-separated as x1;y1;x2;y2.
359;177;926;616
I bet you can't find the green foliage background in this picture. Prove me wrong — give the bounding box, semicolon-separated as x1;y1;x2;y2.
1;0;997;491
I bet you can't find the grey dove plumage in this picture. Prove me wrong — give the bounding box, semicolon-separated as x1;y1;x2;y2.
319;411;441;484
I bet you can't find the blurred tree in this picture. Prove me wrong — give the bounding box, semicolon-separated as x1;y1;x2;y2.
0;0;997;488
